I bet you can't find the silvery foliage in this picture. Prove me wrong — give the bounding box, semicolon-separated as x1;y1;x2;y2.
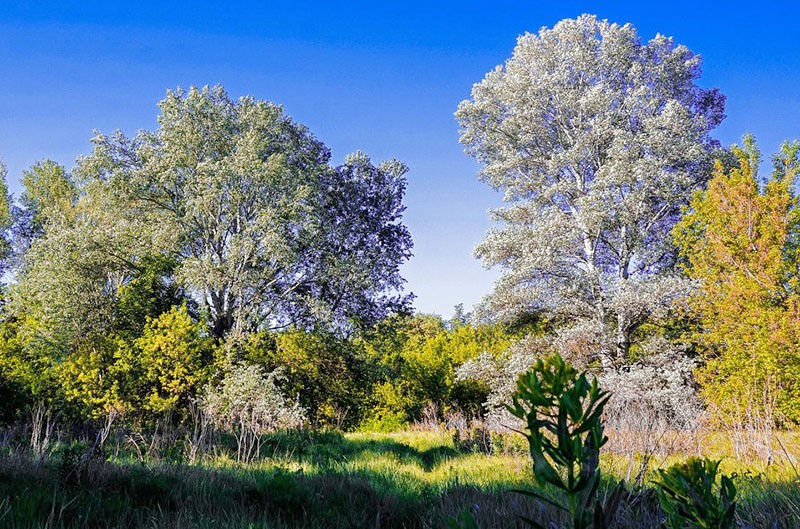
203;363;305;461
457;334;701;432
76;85;412;337
204;363;305;432
456;15;725;362
456;334;549;430
12;175;156;350
600;336;702;434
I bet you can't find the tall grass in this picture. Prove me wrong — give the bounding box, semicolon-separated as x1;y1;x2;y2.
0;430;798;528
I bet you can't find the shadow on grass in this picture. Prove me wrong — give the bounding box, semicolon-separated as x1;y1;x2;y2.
0;432;476;529
258;430;464;472
1;433;797;529
0;448;448;529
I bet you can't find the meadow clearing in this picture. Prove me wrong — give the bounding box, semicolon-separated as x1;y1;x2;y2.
1;428;798;528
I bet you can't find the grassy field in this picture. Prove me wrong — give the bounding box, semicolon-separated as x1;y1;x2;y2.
0;430;798;528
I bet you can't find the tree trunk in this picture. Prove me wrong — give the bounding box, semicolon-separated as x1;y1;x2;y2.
616;239;631;361
615;313;630;361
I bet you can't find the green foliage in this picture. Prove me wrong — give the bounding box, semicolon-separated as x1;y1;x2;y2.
404;322;513;411
359;314;515;429
655;458;737;529
0;160;12;264
20;159;77;229
56;305;214;422
115;255;186;339
10;170;166;351
261;329;369;429
507;354;623;529
0;313;62;406
135;305;213;414
360;381;416;432
674;137;800;427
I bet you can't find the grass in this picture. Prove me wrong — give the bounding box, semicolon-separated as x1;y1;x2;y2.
0;430;798;528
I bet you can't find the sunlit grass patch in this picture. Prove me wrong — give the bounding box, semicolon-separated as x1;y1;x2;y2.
1;429;799;528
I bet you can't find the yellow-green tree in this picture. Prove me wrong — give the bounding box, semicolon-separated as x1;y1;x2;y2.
674;137;800;437
135;305;213;415
60;336;129;420
0;313;64;452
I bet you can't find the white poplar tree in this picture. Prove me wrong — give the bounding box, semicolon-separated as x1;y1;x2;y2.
75;86;412;337
456;15;726;363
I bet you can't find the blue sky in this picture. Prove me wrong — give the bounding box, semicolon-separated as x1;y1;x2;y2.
1;1;799;317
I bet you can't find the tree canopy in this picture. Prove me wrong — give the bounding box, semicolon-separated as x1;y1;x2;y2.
24;85;413;340
456;15;726;363
674;137;800;429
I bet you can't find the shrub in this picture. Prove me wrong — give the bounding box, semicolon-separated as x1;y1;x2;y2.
136;305;213;415
507;353;624;529
456;335;549;431
655;457;737;529
203;363;305;463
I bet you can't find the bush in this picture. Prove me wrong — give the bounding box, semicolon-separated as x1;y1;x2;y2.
655;457;737;529
203;363;305;462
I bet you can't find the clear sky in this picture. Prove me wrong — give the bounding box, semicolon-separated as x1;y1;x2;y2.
1;1;799;317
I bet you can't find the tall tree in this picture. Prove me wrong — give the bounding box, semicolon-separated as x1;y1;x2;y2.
9;160;78;273
456;15;725;363
673;137;800;431
74;85;412;337
0;160;13;273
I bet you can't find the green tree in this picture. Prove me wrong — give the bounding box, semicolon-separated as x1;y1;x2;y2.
9;160;78;272
11;169;166;352
401;321;514;415
0;312;64;452
265;328;369;429
20;159;77;231
0;160;13;271
673;137;800;436
116;255;188;339
78;85;412;337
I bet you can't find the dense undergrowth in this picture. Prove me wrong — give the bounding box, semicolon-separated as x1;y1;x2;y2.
0;430;798;529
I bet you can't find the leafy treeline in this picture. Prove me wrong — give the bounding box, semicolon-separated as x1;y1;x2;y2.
0;130;509;446
453;14;800;451
1;14;800;461
0;86;526;444
0;288;524;433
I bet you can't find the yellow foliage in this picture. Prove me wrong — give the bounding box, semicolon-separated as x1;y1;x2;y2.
674;137;800;425
60;336;130;419
134;305;213;414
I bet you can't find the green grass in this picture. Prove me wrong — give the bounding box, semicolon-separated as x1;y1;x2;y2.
0;430;798;528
